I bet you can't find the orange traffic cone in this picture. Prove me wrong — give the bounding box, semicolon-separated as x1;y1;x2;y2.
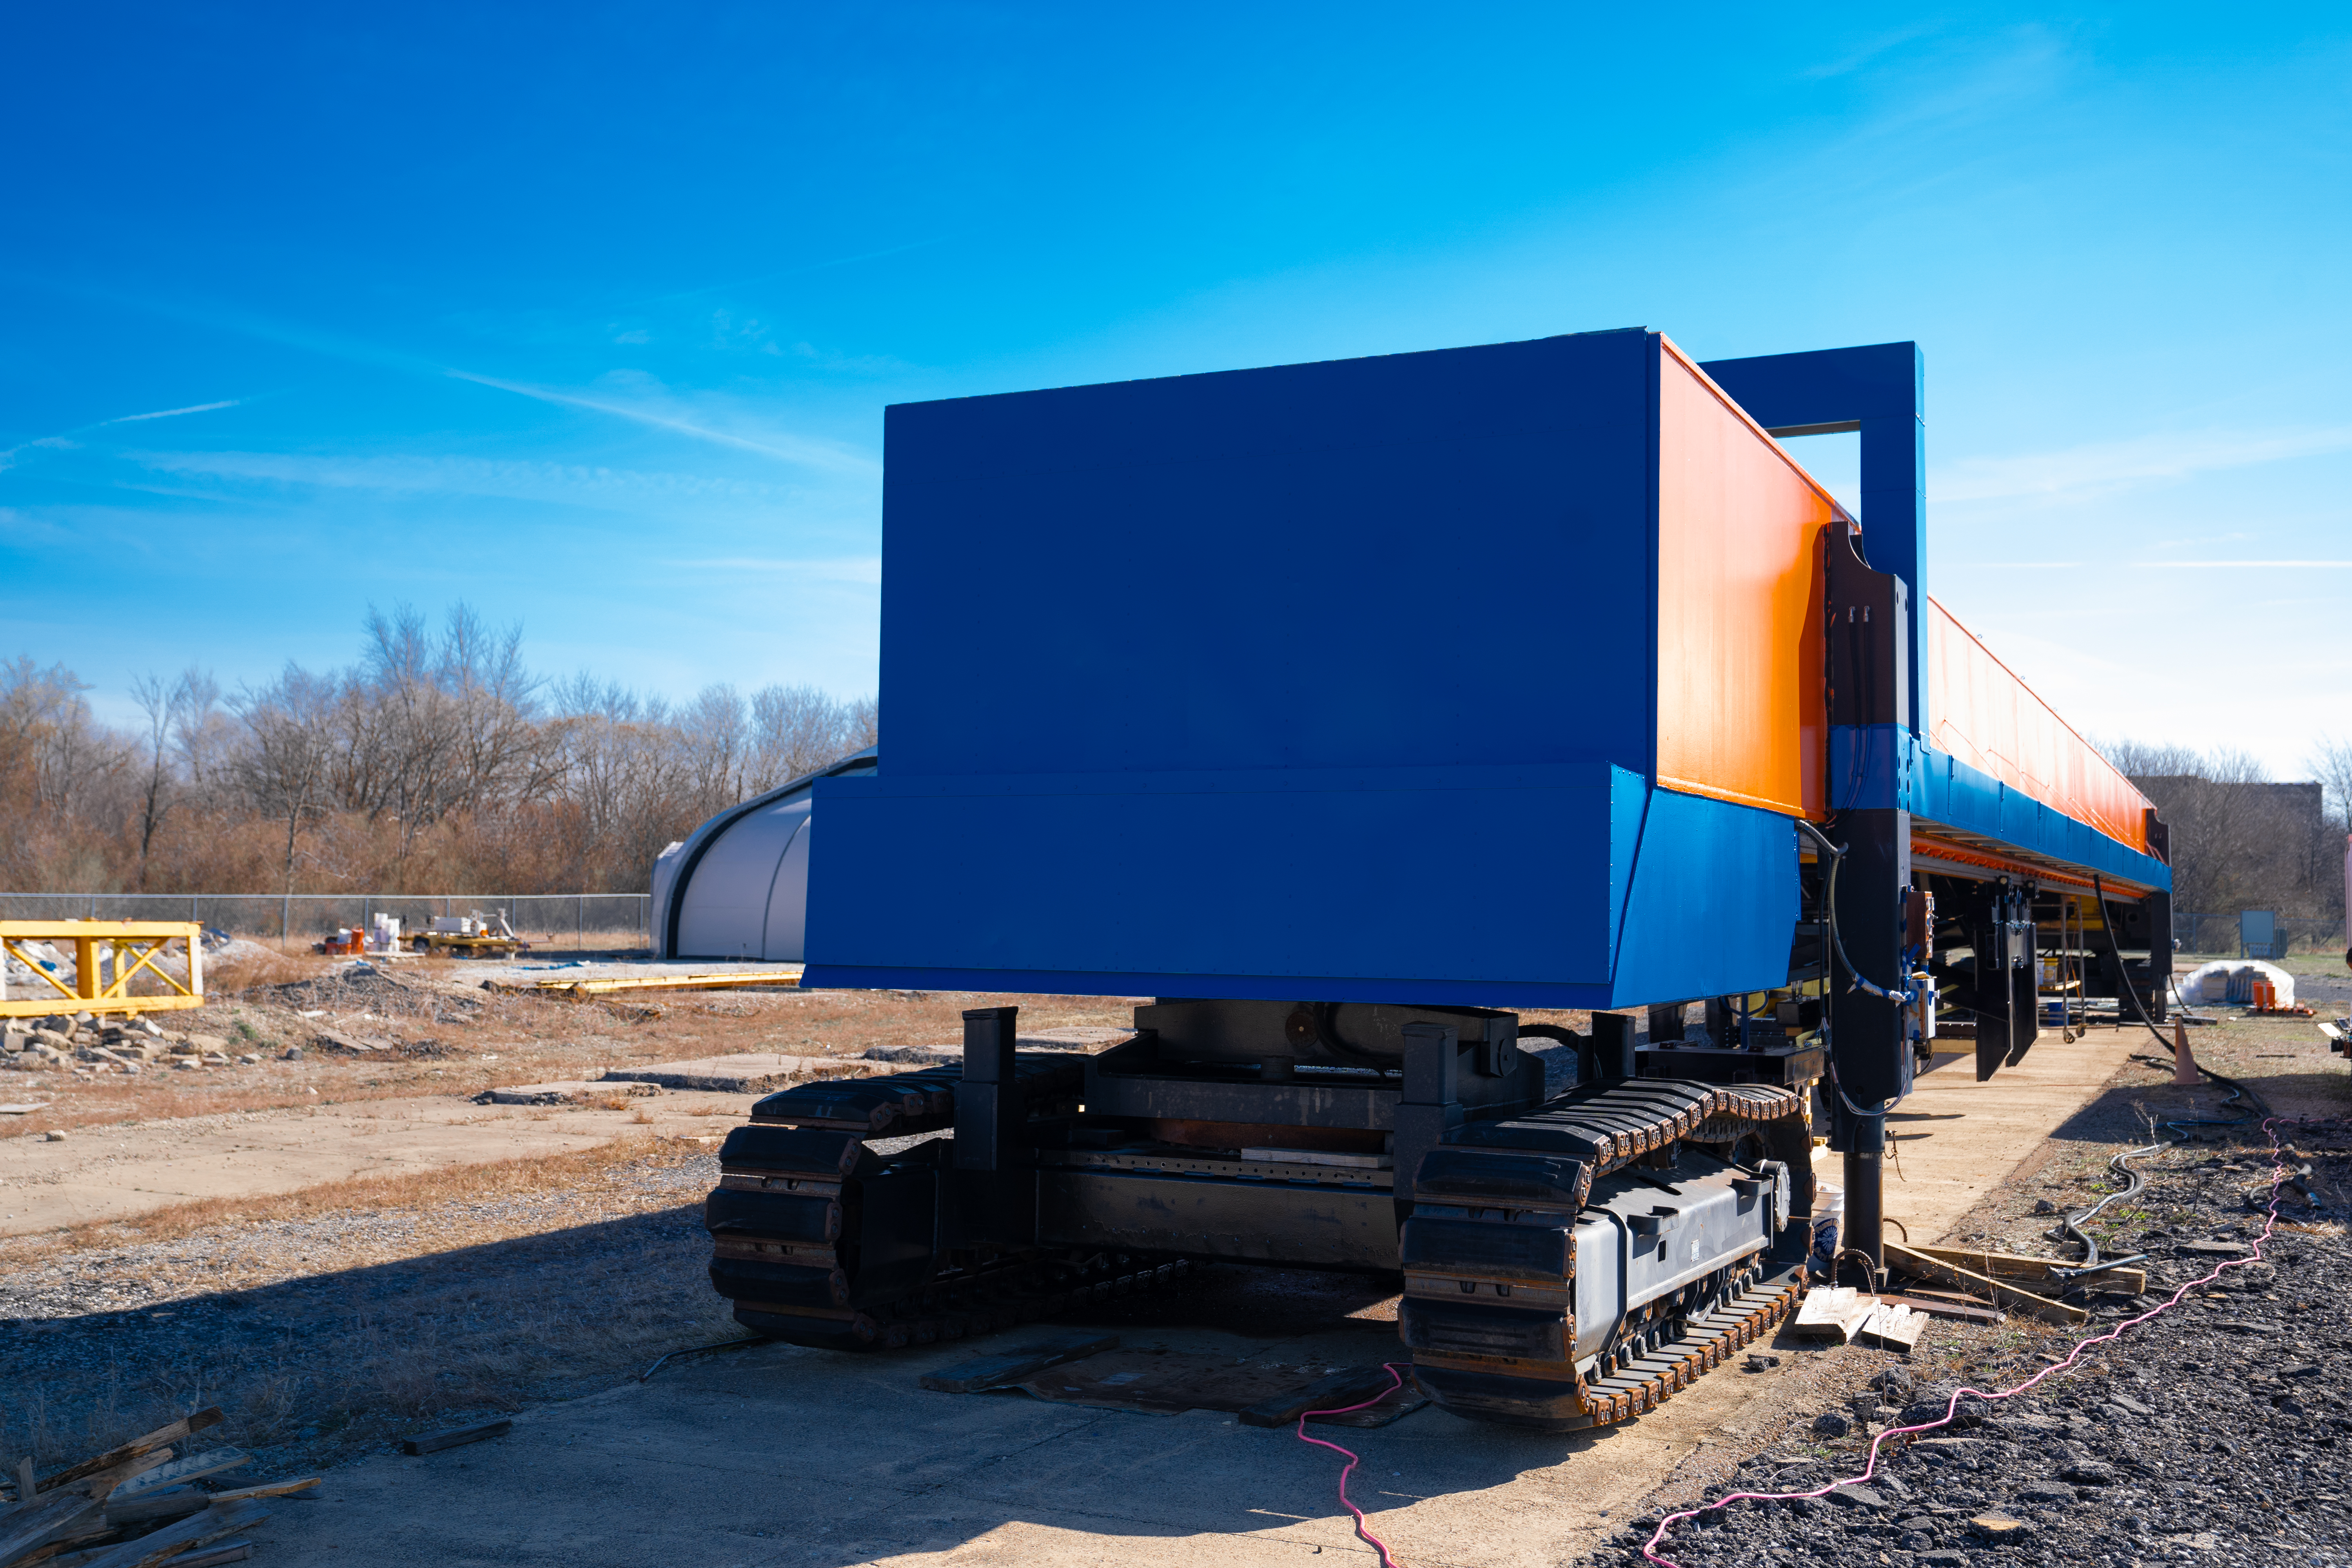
2172;1019;2199;1086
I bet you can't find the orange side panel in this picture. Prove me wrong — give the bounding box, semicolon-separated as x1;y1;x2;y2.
1924;597;2152;855
1653;338;1833;819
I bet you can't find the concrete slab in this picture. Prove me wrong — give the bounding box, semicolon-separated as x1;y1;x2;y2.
232;1026;2152;1568
1870;1024;2142;1243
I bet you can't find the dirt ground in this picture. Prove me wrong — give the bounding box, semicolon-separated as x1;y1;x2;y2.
4;955;2347;1566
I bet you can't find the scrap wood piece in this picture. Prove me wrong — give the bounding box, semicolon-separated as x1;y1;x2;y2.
1908;1244;2145;1295
1791;1286;1878;1342
201;1480;316;1505
102;1490;209;1530
399;1419;511;1456
920;1332;1119;1394
1885;1242;2086;1325
1237;1365;1405;1428
111;1453;247;1503
154;1544;250;1568
35;1412;220;1495
69;1499;270;1568
1857;1301;1929;1351
0;1493;103;1568
310;1027;394;1054
1871;1291;2002;1325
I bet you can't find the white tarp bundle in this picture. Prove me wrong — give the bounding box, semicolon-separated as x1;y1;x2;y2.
2174;958;2296;1008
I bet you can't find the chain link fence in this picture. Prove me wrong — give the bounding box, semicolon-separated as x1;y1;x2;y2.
0;893;651;951
2173;911;2345;958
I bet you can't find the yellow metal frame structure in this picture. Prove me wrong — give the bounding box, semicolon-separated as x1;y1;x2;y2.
0;920;206;1019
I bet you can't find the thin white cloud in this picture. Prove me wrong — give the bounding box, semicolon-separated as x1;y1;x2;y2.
2135;560;2352;568
1934;425;2352;503
99;399;243;426
0;396;241;471
445;370;878;477
1938;561;2083;569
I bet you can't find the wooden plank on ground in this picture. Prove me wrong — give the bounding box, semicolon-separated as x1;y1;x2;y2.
69;1500;270;1568
0;1493;103;1568
919;1333;1120;1394
1857;1302;1929;1351
35;1412;220;1494
155;1544;250;1568
110;1453;246;1503
1791;1286;1877;1342
1886;1242;2087;1325
1873;1291;2002;1325
200;1480;316;1505
399;1420;511;1457
103;1489;211;1529
1909;1245;2145;1295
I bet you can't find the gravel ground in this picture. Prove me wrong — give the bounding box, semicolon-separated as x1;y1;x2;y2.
0;1142;735;1478
1589;1107;2352;1568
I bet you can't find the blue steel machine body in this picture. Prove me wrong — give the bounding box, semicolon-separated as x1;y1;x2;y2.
804;328;1798;1007
705;330;2176;1432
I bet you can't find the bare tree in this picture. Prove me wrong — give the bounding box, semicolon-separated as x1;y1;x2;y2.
746;684;850;792
2313;734;2352;836
234;664;339;896
127;669;211;890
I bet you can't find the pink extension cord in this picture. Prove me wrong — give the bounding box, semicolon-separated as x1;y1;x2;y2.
1641;1114;2294;1566
1289;1118;2295;1568
1295;1362;1416;1568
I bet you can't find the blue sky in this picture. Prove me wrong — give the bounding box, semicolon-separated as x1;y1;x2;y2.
4;5;2347;775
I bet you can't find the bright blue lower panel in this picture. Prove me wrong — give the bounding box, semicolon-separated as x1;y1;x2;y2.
803;763;1625;993
802;764;1804;1009
1609;788;1801;1004
1828;726;2172;891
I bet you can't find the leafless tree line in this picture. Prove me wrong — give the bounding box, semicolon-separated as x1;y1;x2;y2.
0;604;876;896
2103;736;2350;932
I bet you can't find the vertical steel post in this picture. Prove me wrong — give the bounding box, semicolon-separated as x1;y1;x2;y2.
955;1006;1021;1172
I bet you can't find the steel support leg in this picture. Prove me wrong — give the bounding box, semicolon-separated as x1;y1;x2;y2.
1829;806;1909;1269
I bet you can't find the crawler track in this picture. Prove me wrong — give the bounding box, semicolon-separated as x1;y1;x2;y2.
1401;1078;1811;1430
705;1054;1182;1349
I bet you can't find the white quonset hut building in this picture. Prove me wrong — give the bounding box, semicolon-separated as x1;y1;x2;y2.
649;750;877;961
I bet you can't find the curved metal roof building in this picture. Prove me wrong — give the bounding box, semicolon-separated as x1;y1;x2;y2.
650;748;877;961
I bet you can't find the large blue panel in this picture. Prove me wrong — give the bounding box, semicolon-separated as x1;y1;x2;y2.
882;330;1660;782
802;762;1800;1008
804;762;1625;992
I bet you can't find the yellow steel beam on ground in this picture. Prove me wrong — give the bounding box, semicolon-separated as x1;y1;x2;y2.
524;971;802;998
0;920;205;1018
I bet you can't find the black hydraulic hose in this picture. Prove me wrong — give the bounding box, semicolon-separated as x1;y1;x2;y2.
1796;817;1903;1118
1796;818;1914;1009
2040;920;2273;1277
2089;873;2181;1056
